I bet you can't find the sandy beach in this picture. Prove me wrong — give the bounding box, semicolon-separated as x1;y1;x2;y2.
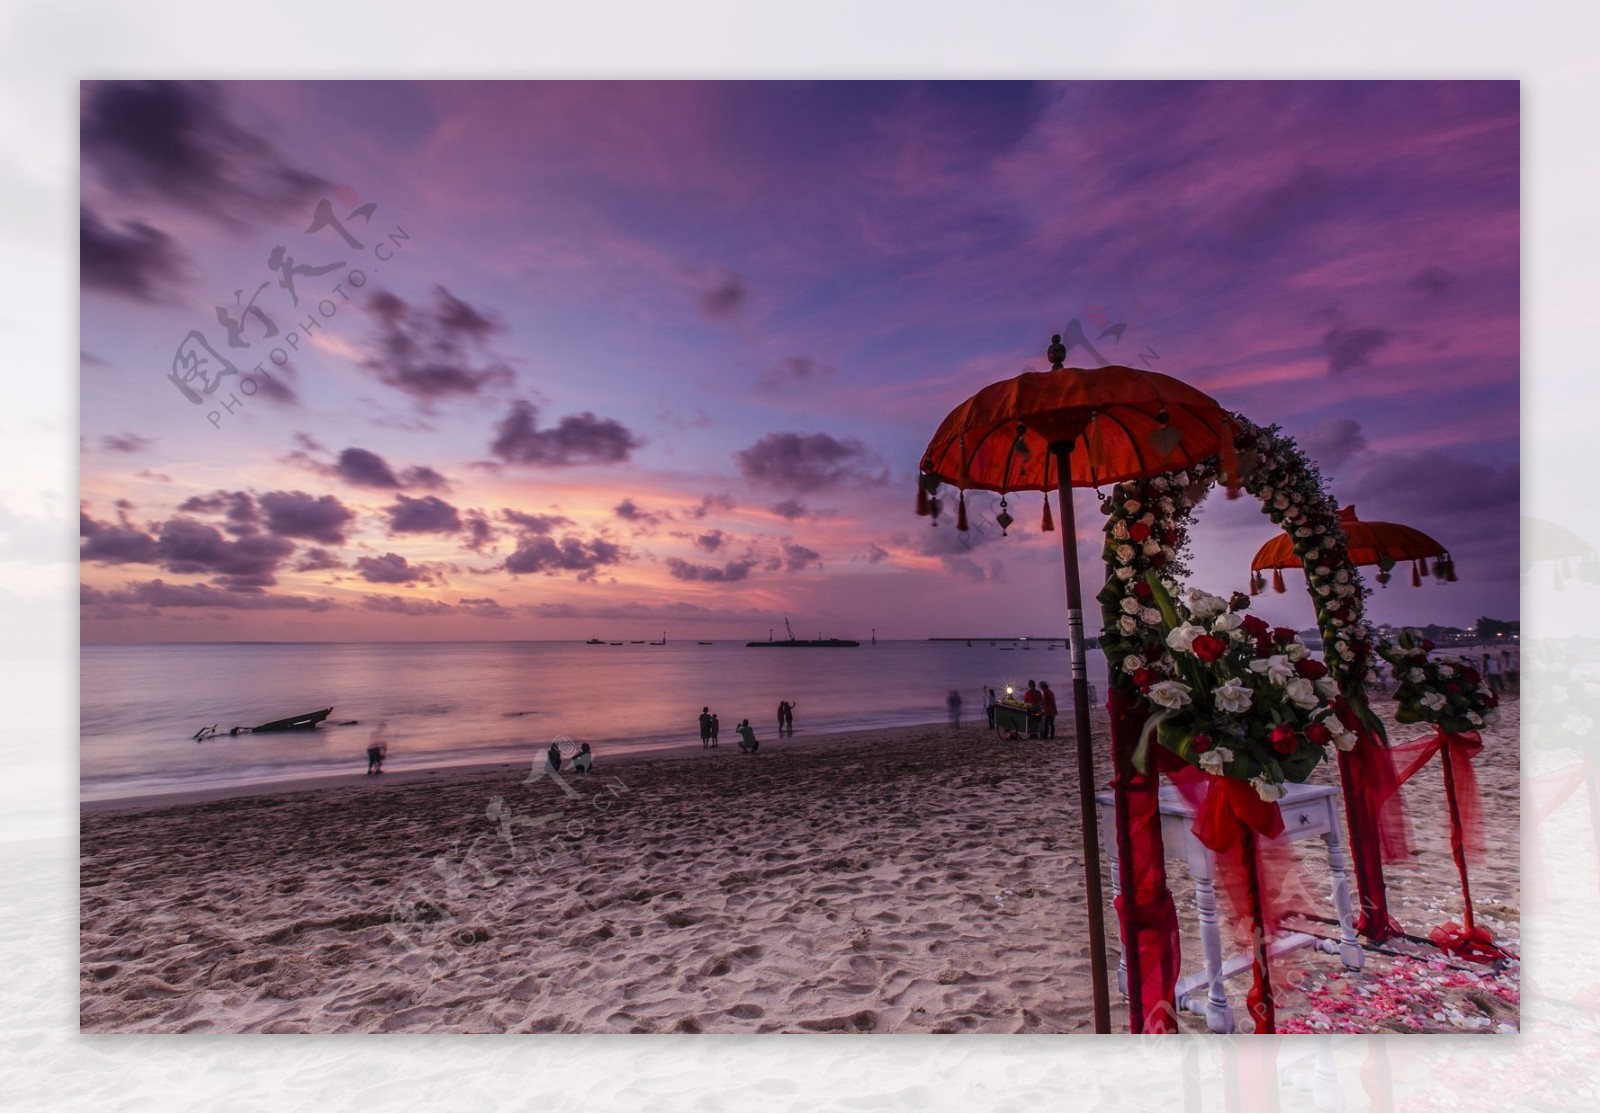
80;695;1520;1034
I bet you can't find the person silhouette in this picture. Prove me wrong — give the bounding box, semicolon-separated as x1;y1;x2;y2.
699;706;713;748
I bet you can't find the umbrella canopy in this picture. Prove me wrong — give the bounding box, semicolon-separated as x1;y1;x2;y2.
1252;506;1450;572
917;357;1237;1035
920;366;1239;493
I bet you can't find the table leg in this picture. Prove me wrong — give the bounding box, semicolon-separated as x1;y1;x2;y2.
1322;818;1365;971
1101;802;1129;998
1187;839;1235;1034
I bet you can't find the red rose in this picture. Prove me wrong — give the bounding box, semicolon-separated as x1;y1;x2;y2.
1269;723;1299;755
1132;668;1154;691
1445;682;1461;694
1191;634;1228;663
1192;733;1214;754
1229;592;1251;612
1129;521;1151;543
1486;692;1499;708
1161;529;1179;546
1461;667;1481;685
1294;658;1328;680
1143;643;1167;663
1421;639;1435;652
1305;722;1332;746
1151;553;1169;569
1241;615;1270;638
1133;581;1153;600
1273;627;1297;645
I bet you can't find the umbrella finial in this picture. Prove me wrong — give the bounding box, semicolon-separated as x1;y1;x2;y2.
1047;334;1066;370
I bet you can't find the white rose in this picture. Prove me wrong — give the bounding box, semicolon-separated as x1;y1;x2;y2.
1421;691;1447;711
1213;677;1254;714
1121;596;1142;615
1147;680;1193;710
1212;611;1243;633
1166;623;1203;654
1315;566;1332;577
1316;583;1331;595
1284;677;1320;710
1332;726;1357;751
1118;615;1138;635
1253;777;1287;802
1124;499;1141;513
1140;607;1163;626
1159;497;1175;514
1198;747;1232;774
1111;521;1130;540
1438;664;1455;677
1285;642;1309;662
1260;486;1274;500
1115;566;1135;581
1152;476;1169;491
1115;545;1135;563
1174;471;1190;486
1334;569;1349;583
1315;677;1338;699
1123;655;1145;674
1249;655;1294;685
1186;589;1226;619
1408;668;1426;684
1467;711;1484;727
1273;494;1289;509
1142;539;1162;556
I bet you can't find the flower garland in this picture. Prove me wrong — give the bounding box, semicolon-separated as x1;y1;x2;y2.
1234;419;1381;702
1097;416;1388;789
1379;629;1501;734
1135;573;1346;799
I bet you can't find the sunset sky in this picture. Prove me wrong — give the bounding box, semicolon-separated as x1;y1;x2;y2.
79;80;1520;642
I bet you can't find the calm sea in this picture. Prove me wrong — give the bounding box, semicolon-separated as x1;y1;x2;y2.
81;640;1111;801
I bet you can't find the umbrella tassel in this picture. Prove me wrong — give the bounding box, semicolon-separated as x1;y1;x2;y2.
1041;494;1054;533
1409;562;1421;588
1272;568;1286;594
1445;557;1458;583
916;484;930;517
1251;571;1264;596
956;492;969;532
1419;556;1431;577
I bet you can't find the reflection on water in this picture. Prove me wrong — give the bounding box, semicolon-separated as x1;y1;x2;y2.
81;640;1109;800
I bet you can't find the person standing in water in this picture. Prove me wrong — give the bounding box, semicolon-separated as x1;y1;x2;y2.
710;713;721;747
365;722;388;775
699;706;713;748
947;689;963;727
1040;681;1059;739
547;741;563;772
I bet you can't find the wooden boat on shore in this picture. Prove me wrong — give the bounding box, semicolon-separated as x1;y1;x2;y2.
251;708;333;733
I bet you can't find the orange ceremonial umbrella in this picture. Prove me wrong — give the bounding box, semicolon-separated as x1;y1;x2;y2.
1251;505;1455;591
919;350;1239;1033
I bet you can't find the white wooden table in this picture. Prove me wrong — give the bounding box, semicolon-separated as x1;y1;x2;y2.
1096;781;1364;1033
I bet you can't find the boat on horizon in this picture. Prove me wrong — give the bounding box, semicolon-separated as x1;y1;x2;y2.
747;618;859;648
585;638;605;644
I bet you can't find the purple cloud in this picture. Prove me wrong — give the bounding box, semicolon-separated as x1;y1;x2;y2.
735;432;887;493
490;401;643;467
386;493;462;534
665;557;756;582
504;535;625;579
80;206;188;303
81;81;327;225
82;579;335;611
363;286;514;406
698;268;747;318
355;552;432;585
100;432;156;454
257;491;355;545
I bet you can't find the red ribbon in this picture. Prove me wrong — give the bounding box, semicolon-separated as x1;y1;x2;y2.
1108;687;1182;1033
1173;771;1283;1033
1332;696;1409;941
1391;727;1506;961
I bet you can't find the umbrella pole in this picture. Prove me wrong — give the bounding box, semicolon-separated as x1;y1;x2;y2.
1054;440;1113;1034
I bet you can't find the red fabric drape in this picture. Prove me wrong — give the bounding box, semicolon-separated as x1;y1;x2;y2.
1107;687;1182;1033
1390;727;1506;961
1171;771;1286;1033
1332;695;1408;940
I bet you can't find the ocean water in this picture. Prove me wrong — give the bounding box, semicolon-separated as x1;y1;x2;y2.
80;640;1111;801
